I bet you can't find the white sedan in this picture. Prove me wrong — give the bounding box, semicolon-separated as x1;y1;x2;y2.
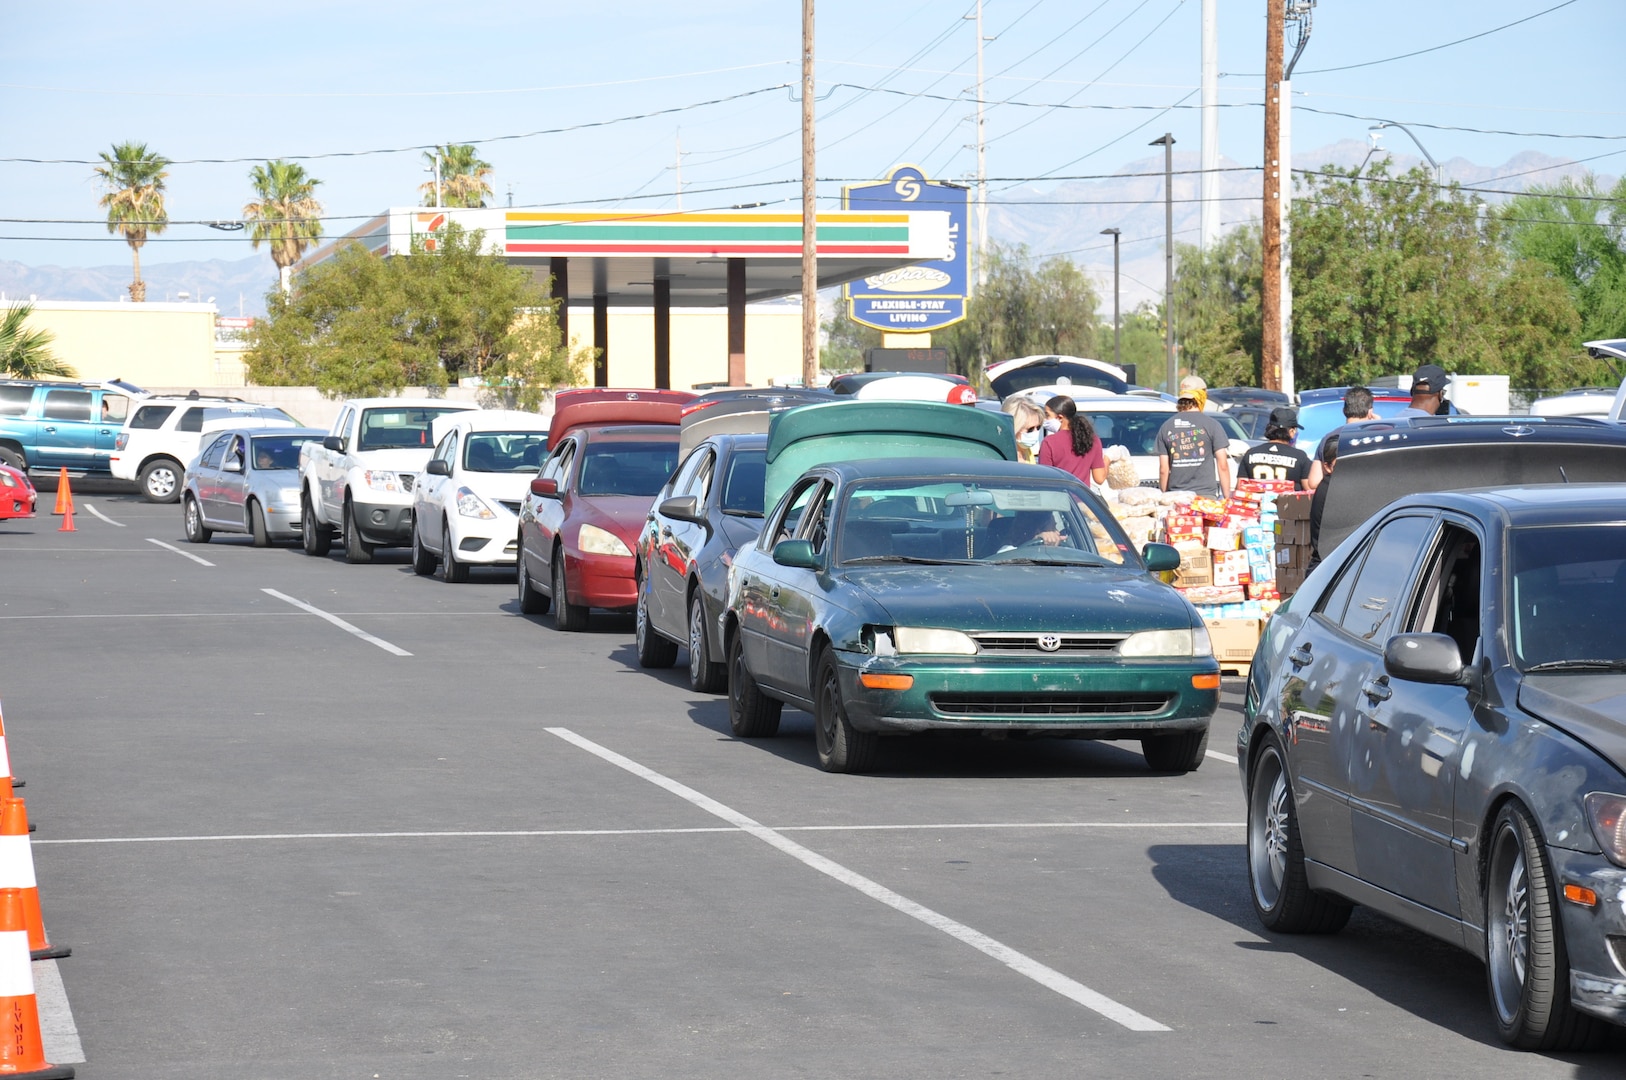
410;410;550;582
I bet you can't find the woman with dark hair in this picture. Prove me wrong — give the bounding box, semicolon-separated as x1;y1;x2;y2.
1037;395;1107;485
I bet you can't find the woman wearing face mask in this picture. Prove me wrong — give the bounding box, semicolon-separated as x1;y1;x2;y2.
1037;395;1107;486
1003;399;1046;463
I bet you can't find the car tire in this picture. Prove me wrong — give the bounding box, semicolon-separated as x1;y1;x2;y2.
1247;733;1352;935
139;458;184;504
343;498;374;564
551;550;588;632
1485;802;1605;1050
182;495;211;543
814;648;878;773
1141;728;1208;773
248;500;270;548
410;515;436;576
0;447;23;472
442;517;470;583
687;589;726;693
727;628;781;738
517;548;550;615
635;573;678;667
301;490;332;556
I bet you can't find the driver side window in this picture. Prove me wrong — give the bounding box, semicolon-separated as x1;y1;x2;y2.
1406;521;1482;663
1332;515;1436;644
200;434;230;470
799;484;833;555
771;478;822;547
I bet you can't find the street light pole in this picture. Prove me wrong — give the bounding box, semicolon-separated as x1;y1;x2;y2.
1261;0;1284;391
1100;228;1121;373
1149;133;1176;394
1370;120;1442;189
800;0;818;388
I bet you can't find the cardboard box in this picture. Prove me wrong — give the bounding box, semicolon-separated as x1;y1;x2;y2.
1172;548;1213;589
1213;549;1252;587
1206;526;1240;551
1277;491;1312;522
1204;617;1263;665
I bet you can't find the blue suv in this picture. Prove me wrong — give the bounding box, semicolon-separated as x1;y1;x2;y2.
0;379;148;478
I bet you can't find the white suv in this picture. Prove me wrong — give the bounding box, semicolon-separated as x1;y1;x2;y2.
112;395;301;502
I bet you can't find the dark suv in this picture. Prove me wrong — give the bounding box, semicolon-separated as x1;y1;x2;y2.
0;379;148;478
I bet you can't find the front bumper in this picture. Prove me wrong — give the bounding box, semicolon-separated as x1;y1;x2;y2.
446;512;521;566
834;649;1220;737
564;548;636;611
261;501;303;539
1548;849;1626;1024
352;501;414;545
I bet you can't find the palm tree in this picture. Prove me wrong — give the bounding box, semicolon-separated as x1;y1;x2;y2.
94;141;170;302
243;160;325;294
420;144;493;208
0;304;74;378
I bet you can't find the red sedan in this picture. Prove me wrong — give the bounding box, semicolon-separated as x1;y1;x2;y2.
0;463;36;520
516;389;693;630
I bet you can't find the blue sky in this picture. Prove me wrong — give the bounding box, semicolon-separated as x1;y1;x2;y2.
1;0;1619;272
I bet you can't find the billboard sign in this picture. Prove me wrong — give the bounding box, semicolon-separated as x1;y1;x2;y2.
843;166;968;333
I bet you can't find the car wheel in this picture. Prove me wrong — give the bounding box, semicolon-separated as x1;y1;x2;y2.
1247;733;1352;934
635;573;679;667
814;648;878;773
139;458;183;503
410;515;435;576
687;589;726;693
248;500;270;548
0;447;23;472
1141;728;1209;773
343;498;374;564
182;495;211;543
551;550;588;632
1485;802;1604;1050
442;517;470;583
727;628;780;738
301;490;331;556
517;548;550;615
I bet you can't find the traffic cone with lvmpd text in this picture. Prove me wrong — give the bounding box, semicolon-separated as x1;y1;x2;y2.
0;889;73;1078
50;471;69;515
0;800;67;961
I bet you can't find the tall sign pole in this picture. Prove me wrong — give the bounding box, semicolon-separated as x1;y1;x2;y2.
975;0;988;289
1150;133;1176;393
1261;0;1284;391
801;0;819;388
1199;0;1219;252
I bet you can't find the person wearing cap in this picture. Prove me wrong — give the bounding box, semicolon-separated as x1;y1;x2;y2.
1400;364;1451;417
1237;406;1312;490
1155;375;1232;498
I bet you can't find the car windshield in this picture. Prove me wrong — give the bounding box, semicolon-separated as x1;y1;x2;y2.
578;440;679;497
1079;411;1177;456
357;407;468;451
1510;524;1626;671
721;449;768;515
464;432;548;473
250;435;320;471
837;478;1130;566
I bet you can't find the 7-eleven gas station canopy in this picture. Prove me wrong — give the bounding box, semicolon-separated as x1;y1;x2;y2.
297;205;950;387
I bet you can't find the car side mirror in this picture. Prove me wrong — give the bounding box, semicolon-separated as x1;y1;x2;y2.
659;495;701;523
223;458;242;474
1141;541;1181;573
772;538;822;570
1384;633;1470;685
426;458;451;477
322;435;344;452
529;477;559;498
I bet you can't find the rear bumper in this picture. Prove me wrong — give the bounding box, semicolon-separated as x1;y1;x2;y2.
108;454;138;482
566;549;636;611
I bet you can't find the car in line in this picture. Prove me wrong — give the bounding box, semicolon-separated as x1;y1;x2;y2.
826;371;966;396
723;458;1218;773
517;389;693;630
181;427;327;545
986;355;1130;399
410;410;549;582
1240;483;1626;1049
111;395;301;502
0;378;146;479
0;460;36;520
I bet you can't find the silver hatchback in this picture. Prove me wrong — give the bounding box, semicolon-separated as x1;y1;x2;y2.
182;427;327;545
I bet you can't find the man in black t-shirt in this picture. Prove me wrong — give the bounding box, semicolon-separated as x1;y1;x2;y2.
1237;406;1311;490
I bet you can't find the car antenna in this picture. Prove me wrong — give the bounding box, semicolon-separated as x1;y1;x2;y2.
1559;466;1570;483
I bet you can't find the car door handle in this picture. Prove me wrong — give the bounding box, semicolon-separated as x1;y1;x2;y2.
770;587;780;600
42;426;55;434
1362;678;1392;704
1289;645;1313;669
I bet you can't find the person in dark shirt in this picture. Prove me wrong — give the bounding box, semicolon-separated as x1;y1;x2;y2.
1309;433;1338;567
1237;406;1311;490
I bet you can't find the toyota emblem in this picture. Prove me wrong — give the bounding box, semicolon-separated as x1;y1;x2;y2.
1037;634;1062;652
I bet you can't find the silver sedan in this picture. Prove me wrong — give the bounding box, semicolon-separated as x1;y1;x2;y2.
182;427;327;545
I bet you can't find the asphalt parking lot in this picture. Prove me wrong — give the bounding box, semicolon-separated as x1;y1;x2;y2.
0;493;1618;1078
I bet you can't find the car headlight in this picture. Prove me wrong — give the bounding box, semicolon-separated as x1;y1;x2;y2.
1585;793;1626;867
455;486;495;519
1119;628;1209;657
893;627;979;655
363;470;401;492
578;523;632;557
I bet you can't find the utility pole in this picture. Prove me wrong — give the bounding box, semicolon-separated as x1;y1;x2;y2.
675;130;685;210
1100;228;1121;372
801;0;818;388
1150;133;1176;394
975;0;988;289
1199;0;1219;252
1279;1;1315;399
1261;0;1284;391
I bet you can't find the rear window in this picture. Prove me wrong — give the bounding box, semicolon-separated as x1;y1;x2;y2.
358;407;468;451
177;407;206;433
0;387;32;416
129;404;176;429
249;435;319;471
578;440;680;497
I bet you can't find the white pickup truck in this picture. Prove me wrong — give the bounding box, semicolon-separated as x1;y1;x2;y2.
298;397;478;562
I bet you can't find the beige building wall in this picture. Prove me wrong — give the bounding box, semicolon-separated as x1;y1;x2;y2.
6;300;226;388
565;303;804;390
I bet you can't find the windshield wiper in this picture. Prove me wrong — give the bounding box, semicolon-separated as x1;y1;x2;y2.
723;509;764;518
843;555;970;566
1524;659;1626;673
993;555;1108;567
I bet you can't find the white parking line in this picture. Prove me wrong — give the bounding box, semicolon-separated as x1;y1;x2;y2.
261;589;412;657
145;537;214;566
1206;749;1239;765
546;726;1170;1032
32;958;84;1064
83;504;124;527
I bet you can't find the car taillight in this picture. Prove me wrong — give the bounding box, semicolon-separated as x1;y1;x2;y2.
115;433;129;450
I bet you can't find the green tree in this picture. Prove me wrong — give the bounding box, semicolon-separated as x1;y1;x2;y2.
0;304;74;378
243;160;325;295
819;305;880;373
938;243;1100;380
1502;173;1626;343
420;144;494;208
244;222;586;405
1173;224;1263;388
94;141;170;302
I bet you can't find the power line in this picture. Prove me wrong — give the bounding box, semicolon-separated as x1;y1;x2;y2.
1296;106;1626;142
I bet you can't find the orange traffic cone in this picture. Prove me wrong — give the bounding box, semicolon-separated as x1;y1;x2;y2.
0;801;67;961
50;471;69;515
55;485;73;534
0;889;73;1078
0;705;20;794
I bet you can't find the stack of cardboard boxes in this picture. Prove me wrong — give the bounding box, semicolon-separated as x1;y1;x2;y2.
1274;491;1314;596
